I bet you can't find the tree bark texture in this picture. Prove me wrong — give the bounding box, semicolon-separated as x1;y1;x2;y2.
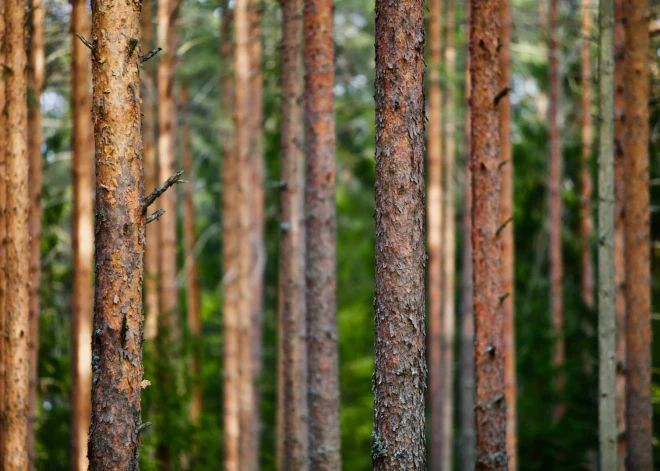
70;0;94;468
373;1;426;469
427;0;443;467
27;2;44;466
87;0;145;467
624;0;652;468
304;1;340;469
4;0;29;465
597;0;616;468
470;0;507;469
279;0;308;468
0;0;7;462
579;0;594;309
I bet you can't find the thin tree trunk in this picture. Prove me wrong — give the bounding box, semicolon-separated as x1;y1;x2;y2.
548;0;564;417
304;1;340;469
4;0;29;465
498;0;515;468
624;0;651;468
579;0;594;309
471;0;506;469
613;0;626;467
427;0;443;466
87;0;145;466
278;0;308;468
0;1;6;462
27;2;44;466
597;0;616;468
373;0;426;469
70;0;94;467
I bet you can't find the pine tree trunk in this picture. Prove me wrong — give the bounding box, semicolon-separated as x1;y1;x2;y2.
471;0;506;469
304;1;340;469
597;0;616;468
278;0;308;468
579;0;594;309
27;2;44;466
0;2;6;462
427;0;444;466
4;0;29;467
613;1;626;467
373;1;426;469
624;0;652;468
87;0;145;466
548;0;564;417
70;0;94;468
498;0;516;467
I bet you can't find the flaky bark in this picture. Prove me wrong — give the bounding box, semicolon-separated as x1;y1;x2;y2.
471;0;506;469
624;0;651;468
304;1;340;469
4;0;29;467
0;0;6;462
70;0;94;468
373;1;426;469
278;0;308;468
27;1;44;466
87;0;145;467
579;0;594;309
499;0;515;468
427;0;443;467
597;0;616;468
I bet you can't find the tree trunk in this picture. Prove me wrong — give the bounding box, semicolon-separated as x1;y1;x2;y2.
471;0;506;469
427;0;443;466
70;0;94;468
27;1;44;466
613;0;626;468
4;0;29;466
0;1;6;462
373;1;426;469
624;0;651;468
279;0;308;468
548;0;564;417
87;0;145;466
304;1;340;470
597;0;616;468
579;0;594;309
498;0;516;468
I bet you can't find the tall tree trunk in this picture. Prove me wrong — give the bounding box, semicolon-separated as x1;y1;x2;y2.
499;0;516;467
180;86;202;424
579;0;594;309
613;0;626;467
304;1;340;469
70;0;94;468
27;1;44;466
0;1;6;462
597;0;616;468
427;0;443;466
373;0;426;469
87;0;145;466
548;0;564;417
278;0;308;468
624;0;651;468
220;3;240;470
471;0;506;469
4;0;29;466
142;0;159;342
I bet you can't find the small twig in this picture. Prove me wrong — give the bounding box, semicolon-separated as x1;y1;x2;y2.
498;159;510;170
137;422;152;434
141;47;162;63
495;217;513;236
76;33;95;52
494;87;511;106
142;170;186;208
498;292;511;304
146;209;165;224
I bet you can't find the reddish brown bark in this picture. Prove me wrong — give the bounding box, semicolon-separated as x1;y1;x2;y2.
0;1;6;462
70;0;94;468
304;1;340;469
579;0;594;309
4;0;29;466
470;0;506;469
87;0;145;466
498;0;515;468
278;0;308;468
624;0;652;468
373;1;426;469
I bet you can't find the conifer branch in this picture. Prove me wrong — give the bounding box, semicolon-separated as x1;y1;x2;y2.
146;209;165;224
142;170;186;208
76;33;95;52
140;47;162;63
